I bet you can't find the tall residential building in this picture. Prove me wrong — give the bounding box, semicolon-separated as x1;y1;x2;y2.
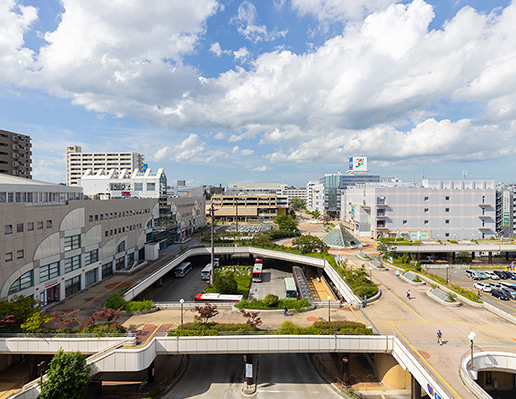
0;129;32;179
341;179;497;240
66;145;144;186
497;185;516;238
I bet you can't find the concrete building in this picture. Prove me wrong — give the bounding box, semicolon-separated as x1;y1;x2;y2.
66;145;145;186
79;168;167;199
0;129;32;179
497;185;516;238
320;171;381;218
167;182;206;241
209;194;288;221
225;182;287;195
281;186;307;202
0;175;158;303
306;180;325;213
341;179;497;240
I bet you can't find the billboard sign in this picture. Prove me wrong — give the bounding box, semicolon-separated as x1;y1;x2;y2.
348;157;367;172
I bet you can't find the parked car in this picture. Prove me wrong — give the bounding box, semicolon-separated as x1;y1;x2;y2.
505;271;516;280
476;271;489;280
493;270;509;279
474;282;493;292
491;289;510;300
484;271;500;280
502;287;516;299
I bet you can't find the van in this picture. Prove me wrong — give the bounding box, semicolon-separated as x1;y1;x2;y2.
466;270;476;279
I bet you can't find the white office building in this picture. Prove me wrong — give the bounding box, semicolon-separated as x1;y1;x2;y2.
225;182;287;195
79;168;166;199
306;180;325;213
66;145;145;186
281;187;307;202
341;179;497;240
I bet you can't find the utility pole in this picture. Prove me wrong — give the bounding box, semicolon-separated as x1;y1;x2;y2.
210;202;215;285
235;201;239;233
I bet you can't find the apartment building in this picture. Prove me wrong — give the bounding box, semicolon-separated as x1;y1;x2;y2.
306;180;325;213
0;174;158;303
66;145;144;186
209;194;288;221
341;179;497;240
0;129;32;179
225;182;287;195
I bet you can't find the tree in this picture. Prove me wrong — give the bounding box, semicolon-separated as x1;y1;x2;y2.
21;312;51;334
49;310;79;329
192;303;219;323
292;235;328;254
0;296;42;331
274;215;299;231
39;349;90;399
239;309;262;327
310;210;320;219
290;197;306;211
81;307;123;329
213;272;238;294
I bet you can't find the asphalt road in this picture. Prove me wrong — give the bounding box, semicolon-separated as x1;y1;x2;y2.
163;353;343;399
249;262;292;300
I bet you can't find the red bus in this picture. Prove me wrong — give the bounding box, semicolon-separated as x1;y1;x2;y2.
194;293;243;302
252;261;263;283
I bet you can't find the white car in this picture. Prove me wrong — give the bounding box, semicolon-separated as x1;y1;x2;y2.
484;271;500;280
474;282;493;292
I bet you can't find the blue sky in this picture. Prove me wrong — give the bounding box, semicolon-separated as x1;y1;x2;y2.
1;0;515;186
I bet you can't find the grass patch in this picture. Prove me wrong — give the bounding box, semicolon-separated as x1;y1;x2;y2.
204;265;252;297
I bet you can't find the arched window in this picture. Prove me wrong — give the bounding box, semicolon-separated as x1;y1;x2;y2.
8;270;34;295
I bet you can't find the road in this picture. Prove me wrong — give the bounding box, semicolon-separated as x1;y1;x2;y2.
163;353;344;399
249;259;292;300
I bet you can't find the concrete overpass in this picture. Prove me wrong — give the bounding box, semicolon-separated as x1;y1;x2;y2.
123;246;363;307
8;334;453;399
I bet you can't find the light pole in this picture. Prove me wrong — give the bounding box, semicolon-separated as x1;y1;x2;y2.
37;361;45;384
369;267;373;281
446;265;449;284
210;202;215;285
179;298;184;327
327;295;332;322
468;332;476;370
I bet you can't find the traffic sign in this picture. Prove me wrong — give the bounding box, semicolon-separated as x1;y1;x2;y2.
342;357;348;363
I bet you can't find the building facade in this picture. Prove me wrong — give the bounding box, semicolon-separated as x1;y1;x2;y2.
66;145;145;186
306;180;325;213
341;179;497;240
497;185;516;238
209;194;288;221
281;187;307;202
0;175;159;303
0;129;32;179
225;183;287;195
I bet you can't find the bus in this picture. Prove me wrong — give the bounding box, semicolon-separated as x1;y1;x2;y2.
194;293;243;302
252;261;263;282
284;277;298;299
201;263;212;280
174;261;192;278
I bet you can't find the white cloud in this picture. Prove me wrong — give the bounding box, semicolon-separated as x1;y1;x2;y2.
209;42;231;57
233;1;287;43
213;132;226;140
291;0;397;22
233;47;250;62
241;149;254;156
232;145;240;154
252;165;271;172
154;133;206;162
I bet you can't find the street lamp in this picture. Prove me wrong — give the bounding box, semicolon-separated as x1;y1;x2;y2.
369;267;373;281
37;361;45;384
179;298;184;327
327;296;332;322
468;332;476;370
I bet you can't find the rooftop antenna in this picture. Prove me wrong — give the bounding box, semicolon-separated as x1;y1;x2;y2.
462;170;467;179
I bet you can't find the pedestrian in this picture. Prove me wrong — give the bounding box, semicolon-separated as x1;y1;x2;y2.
284;305;288;316
437;330;443;345
407;289;411;299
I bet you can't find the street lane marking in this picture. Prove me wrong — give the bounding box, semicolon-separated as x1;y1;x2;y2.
349;306;362;322
390;323;463;399
372;278;427;322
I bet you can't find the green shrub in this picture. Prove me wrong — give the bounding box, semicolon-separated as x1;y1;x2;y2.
104;291;126;310
279;321;304;335
124;300;154;312
263;294;280;307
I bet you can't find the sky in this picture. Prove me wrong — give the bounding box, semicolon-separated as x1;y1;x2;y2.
1;0;515;187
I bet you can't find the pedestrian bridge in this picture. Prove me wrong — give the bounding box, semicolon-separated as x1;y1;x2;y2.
123;246;362;307
8;334;453;399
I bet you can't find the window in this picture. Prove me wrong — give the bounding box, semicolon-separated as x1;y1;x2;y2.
445;208;450;212
40;261;60;282
105;231;108;237
5;224;12;234
46;220;52;228
64;234;81;251
424;197;429;202
37;221;43;230
64;255;81;273
403;220;407;225
89;215;93;222
424;208;429;213
17;250;24;259
115;257;125;271
117;241;125;253
102;262;113;279
84;249;99;265
424;220;429;225
27;222;34;231
134;183;143;191
95;214;99;221
445;219;450;224
65;275;81;297
5;252;13;261
445;233;450;237
445;196;450;201
85;269;97;287
17;223;23;233
100;214;104;220
8;270;33;295
147;183;155;191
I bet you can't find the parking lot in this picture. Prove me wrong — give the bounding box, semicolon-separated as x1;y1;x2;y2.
430;267;516;315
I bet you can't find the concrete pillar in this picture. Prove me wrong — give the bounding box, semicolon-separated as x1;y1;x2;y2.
472;252;475;260
411;375;422;399
488;252;493;265
452;252;456;264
